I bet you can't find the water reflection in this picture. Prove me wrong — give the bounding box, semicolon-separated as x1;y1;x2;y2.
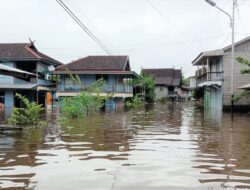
0;103;250;189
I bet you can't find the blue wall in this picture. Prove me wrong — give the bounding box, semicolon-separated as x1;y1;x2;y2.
57;74;133;93
0;62;15;84
4;90;14;108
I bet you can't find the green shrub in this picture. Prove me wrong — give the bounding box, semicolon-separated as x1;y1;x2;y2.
133;71;155;103
59;79;112;120
7;93;44;126
125;95;142;108
60;92;105;119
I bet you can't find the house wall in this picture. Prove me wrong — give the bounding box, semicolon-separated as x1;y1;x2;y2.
4;90;14;108
204;86;222;109
57;74;133;94
155;86;168;100
209;57;222;72
0;61;55;109
223;40;250;106
0;62;15;108
189;77;196;88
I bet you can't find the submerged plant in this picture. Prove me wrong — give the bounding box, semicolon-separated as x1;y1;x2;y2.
7;93;44;126
125;95;143;108
132;71;155;103
59;78;112;120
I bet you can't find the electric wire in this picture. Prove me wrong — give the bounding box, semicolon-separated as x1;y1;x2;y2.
64;0;118;53
146;0;192;40
56;0;112;55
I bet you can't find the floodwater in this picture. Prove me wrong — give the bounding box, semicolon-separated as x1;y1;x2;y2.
0;103;250;190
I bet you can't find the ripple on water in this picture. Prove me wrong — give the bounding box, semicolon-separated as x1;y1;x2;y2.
0;104;250;190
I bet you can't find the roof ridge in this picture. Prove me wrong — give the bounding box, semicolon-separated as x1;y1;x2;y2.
25;44;41;59
123;56;129;71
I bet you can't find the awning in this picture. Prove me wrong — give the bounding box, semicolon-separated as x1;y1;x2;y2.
0;83;37;90
0;83;55;91
238;83;250;90
0;63;36;79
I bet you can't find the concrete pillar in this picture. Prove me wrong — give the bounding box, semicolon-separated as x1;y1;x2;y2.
4;90;14;108
207;57;209;81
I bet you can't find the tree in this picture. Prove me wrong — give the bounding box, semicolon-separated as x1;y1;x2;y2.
236;57;250;74
182;76;190;86
133;71;155;103
233;57;250;101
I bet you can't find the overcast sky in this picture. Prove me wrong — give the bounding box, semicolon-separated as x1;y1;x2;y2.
1;0;250;76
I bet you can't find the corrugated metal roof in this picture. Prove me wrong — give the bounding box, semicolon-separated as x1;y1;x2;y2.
192;49;224;65
0;63;36;76
192;35;250;66
238;83;250;90
0;83;37;89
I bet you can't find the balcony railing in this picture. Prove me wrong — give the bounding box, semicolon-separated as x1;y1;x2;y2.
196;72;223;85
58;84;133;93
168;91;178;97
14;78;54;86
14;78;36;84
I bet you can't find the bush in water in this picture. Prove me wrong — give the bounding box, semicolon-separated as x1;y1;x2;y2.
8;93;44;126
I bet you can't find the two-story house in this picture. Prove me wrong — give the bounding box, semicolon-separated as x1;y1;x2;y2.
192;36;250;110
53;55;139;109
0;42;62;110
142;68;182;101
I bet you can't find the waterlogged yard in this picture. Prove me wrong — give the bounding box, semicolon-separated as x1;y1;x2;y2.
0;103;250;190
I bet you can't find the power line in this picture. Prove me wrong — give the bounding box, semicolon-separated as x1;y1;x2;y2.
64;0;118;53
42;33;230;53
146;0;191;40
56;0;112;55
172;1;232;72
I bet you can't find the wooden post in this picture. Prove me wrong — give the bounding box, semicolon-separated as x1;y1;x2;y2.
36;62;39;104
207;57;209;81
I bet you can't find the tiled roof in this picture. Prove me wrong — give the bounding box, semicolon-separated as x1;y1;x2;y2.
0;43;62;66
55;56;130;71
142;68;181;86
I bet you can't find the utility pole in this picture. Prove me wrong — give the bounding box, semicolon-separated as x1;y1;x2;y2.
205;0;237;113
231;0;237;113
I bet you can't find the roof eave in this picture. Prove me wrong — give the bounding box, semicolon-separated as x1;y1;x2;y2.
192;50;224;66
52;70;140;78
0;58;62;66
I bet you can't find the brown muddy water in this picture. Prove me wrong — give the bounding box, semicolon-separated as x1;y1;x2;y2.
0;103;250;190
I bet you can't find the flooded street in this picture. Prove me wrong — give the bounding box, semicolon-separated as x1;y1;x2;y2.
0;103;250;190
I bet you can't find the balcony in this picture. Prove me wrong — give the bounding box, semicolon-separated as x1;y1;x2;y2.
168;91;178;97
196;71;223;87
14;78;36;84
57;84;133;94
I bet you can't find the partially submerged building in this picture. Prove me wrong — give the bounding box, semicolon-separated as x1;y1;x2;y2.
53;55;139;109
0;42;62;109
192;36;250;110
142;68;182;101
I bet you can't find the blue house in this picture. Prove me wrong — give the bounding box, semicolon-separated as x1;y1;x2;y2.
0;42;62;110
53;56;139;109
